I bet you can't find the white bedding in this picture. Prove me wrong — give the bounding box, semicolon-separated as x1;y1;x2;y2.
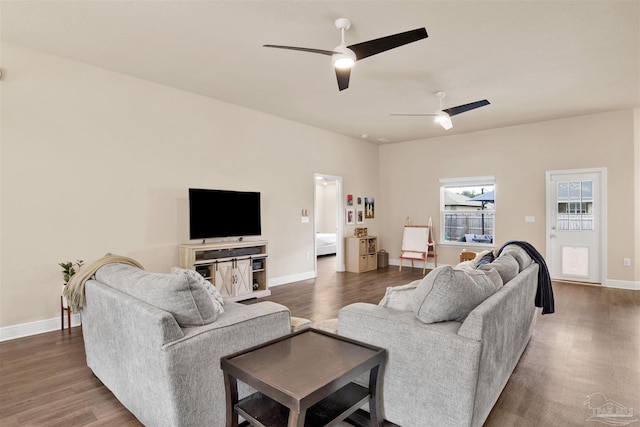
316;233;337;256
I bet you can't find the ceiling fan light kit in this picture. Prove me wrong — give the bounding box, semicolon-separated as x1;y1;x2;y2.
435;111;453;130
332;45;356;69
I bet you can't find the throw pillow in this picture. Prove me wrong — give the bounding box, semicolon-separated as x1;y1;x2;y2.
378;280;420;311
95;263;218;327
478;253;519;284
475;250;495;267
501;245;533;272
171;267;225;315
412;266;498;324
482;267;504;290
454;260;477;272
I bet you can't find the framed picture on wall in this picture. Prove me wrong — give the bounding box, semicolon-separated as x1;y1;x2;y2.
347;194;353;206
357;196;363;205
364;197;375;219
356;208;364;224
345;208;355;225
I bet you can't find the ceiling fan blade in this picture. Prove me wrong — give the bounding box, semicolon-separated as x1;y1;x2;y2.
263;45;337;56
348;28;428;61
335;68;351;91
443;100;490;117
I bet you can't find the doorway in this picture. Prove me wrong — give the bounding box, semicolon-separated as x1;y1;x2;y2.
546;168;606;284
314;174;344;276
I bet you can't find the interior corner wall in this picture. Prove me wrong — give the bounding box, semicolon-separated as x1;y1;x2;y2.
378;109;638;285
0;42;379;329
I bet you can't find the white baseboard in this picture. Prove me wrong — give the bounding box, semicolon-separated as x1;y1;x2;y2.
389;258;438;270
268;270;316;287
0;313;81;342
605;279;640;290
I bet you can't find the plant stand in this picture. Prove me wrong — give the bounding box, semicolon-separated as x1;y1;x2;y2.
61;296;71;334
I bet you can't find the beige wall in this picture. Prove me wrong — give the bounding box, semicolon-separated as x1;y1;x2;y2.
379;109;638;284
0;42;379;328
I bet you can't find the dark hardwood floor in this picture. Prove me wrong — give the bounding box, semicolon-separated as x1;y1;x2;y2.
1;256;638;426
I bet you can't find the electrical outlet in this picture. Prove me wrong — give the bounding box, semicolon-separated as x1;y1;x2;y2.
623;258;631;267
524;216;535;223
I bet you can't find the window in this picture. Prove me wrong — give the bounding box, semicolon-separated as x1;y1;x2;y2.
556;180;593;231
440;177;495;245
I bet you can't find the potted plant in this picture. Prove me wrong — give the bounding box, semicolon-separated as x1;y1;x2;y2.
59;260;83;308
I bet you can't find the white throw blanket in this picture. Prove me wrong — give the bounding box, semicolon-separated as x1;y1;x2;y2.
63;253;144;311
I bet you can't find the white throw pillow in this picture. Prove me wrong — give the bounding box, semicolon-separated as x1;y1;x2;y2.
379;280;420;311
454;260;477;272
171;267;224;315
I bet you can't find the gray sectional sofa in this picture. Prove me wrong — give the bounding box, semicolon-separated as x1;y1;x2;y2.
80;263;291;427
338;244;540;427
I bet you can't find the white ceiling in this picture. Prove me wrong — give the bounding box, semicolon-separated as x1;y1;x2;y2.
2;1;638;143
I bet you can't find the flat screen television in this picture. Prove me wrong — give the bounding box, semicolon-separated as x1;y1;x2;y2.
189;188;261;240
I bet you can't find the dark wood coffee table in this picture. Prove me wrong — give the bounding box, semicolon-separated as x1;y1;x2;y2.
221;328;386;427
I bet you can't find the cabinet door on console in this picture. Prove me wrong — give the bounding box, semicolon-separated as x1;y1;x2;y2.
234;259;253;297
214;262;235;298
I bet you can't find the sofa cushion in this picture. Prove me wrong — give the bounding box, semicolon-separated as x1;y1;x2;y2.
95;263;218;327
479;253;520;284
412;266;499;323
378;280;420;311
501;244;533;272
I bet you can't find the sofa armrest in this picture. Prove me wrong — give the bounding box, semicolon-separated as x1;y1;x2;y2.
338;303;481;427
159;301;291;427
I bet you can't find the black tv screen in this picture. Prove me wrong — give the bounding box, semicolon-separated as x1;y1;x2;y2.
189;188;261;240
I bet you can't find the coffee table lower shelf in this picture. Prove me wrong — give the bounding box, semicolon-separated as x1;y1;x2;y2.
236;382;370;427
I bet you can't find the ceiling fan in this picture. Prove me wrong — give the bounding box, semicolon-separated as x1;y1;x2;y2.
392;92;490;130
264;18;427;91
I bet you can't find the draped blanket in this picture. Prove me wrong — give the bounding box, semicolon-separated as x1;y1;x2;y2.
496;241;555;315
63;254;144;311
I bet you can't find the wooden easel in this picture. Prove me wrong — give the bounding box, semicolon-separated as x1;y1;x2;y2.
398;217;437;274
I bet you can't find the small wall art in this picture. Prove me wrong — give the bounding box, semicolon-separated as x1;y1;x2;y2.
356;208;364;224
357;196;363;205
347;194;353;206
364;197;375;219
345;208;355;225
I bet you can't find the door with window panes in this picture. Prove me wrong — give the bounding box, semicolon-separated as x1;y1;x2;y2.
547;170;603;284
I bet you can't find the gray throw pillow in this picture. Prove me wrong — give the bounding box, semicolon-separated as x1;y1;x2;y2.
95;263;218;327
479;253;519;284
412;266;499;323
379;280;420;311
171;267;225;315
501;245;533;272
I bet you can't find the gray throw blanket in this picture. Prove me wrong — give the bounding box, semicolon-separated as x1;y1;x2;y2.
63;254;144;311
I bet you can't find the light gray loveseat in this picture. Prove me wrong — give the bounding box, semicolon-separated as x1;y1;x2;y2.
80;263;291;427
338;244;540;427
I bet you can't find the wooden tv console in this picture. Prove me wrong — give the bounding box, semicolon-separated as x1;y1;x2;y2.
179;240;270;302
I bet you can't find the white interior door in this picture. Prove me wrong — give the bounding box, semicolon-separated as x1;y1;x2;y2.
546;169;605;284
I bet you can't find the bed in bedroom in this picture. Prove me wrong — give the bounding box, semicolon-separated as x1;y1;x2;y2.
316;232;337;256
